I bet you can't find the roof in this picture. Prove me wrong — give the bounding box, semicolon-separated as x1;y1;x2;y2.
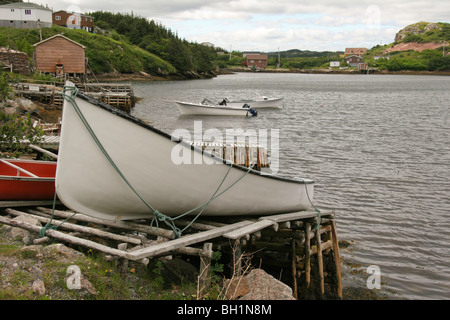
0;2;52;11
53;10;94;19
32;34;85;49
246;54;268;60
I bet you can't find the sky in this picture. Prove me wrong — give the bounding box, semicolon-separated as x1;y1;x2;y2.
36;0;450;52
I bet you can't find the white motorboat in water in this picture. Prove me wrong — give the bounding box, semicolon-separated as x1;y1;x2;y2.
176;100;258;116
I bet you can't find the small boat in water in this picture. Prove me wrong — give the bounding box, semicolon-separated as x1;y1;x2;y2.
0;159;57;200
176;100;258;116
56;81;314;221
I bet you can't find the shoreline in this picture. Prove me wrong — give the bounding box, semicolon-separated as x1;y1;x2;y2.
94;68;450;82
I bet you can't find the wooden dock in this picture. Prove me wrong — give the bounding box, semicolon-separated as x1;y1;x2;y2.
10;82;135;112
0;204;342;299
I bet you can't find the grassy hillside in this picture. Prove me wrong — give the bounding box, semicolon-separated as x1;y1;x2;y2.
0;26;176;75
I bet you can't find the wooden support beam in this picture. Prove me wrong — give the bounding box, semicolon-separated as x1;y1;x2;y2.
304;222;311;288
331;219;343;299
198;242;213;295
315;223;325;298
8;208;142;245
291;238;298;299
35;207;175;239
0;214;130;259
127;220;253;260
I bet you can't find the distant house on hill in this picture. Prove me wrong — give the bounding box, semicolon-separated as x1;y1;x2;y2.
33;34;86;76
53;10;94;32
245;54;268;69
345;55;363;67
0;2;52;29
330;61;340;67
344;48;367;57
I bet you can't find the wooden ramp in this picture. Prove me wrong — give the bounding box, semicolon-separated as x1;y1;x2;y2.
0;205;342;299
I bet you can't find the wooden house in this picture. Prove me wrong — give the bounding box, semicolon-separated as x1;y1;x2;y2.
245;54;268;69
33;34;86;76
53;11;94;33
345;55;363;67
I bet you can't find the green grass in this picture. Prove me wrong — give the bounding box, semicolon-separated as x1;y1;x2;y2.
0;26;176;75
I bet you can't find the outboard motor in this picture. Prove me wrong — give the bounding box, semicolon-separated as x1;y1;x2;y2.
248;108;258;116
242;104;257;116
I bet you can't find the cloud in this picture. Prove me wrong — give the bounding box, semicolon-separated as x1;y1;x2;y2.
36;0;450;51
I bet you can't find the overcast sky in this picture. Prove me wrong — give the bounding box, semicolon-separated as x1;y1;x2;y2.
36;0;450;52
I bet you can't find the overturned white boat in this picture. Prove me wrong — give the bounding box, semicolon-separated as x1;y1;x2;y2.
56;82;314;221
176;100;258;116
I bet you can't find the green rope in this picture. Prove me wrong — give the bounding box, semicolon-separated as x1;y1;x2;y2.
39;191;77;241
62;85;252;238
297;178;321;230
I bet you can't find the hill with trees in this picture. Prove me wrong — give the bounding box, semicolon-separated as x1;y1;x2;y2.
366;21;450;72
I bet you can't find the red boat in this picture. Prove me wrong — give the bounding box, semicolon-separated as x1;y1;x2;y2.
0;159;57;201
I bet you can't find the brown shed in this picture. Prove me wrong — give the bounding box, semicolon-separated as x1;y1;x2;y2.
33;34;86;75
245;54;268;69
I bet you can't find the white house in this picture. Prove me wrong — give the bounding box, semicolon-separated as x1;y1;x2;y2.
0;2;52;29
330;61;340;67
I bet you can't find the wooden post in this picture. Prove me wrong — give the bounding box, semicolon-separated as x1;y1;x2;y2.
315;222;324;298
291;238;298;299
198;242;213;295
304;222;311;289
232;239;243;278
331;219;343;298
116;243;129;275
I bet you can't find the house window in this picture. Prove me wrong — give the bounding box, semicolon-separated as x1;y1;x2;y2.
55;16;61;21
25;9;31;15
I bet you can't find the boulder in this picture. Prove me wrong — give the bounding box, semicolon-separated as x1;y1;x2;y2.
225;269;295;300
32;279;46;295
9;215;42;245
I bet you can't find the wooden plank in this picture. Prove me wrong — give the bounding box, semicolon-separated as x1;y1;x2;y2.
127;220;253;260
0;200;62;208
35;207;175;239
259;210;334;222
258;210;327;223
9;208;141;245
0;214;129;259
222;219;276;239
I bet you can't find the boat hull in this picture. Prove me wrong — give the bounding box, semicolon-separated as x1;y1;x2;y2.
176;101;252;116
0;159;56;200
226;97;283;109
56;84;314;221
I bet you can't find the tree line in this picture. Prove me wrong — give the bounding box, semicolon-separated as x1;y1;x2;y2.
90;11;222;75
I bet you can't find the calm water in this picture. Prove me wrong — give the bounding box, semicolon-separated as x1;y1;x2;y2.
131;73;450;300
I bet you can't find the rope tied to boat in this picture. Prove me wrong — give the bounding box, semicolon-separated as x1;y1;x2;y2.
39;191;77;242
62;85;253;238
296;177;321;230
